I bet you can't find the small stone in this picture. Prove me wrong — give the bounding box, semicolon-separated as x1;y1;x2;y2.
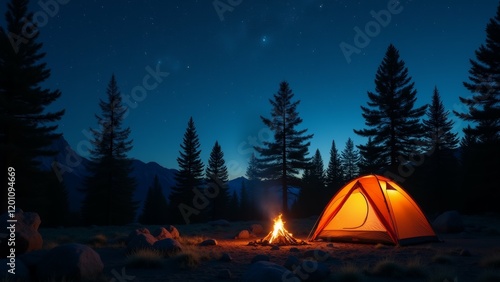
220;253;233;262
199;239;217;246
326;243;334;248
251;254;270;264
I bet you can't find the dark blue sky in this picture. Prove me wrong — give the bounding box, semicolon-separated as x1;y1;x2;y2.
10;0;498;179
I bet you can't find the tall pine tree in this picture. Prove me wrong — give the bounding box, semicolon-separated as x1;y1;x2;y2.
325;140;343;195
255;81;313;215
0;0;65;214
169;117;205;223
139;175;169;225
81;75;137;225
357;137;384;175
296;149;325;217
341;138;360;181
205;141;230;220
454;3;500;212
354;44;427;169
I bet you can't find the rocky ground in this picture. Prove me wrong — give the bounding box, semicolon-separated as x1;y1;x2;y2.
4;214;500;281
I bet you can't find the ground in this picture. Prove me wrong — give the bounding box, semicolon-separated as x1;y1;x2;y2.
38;214;500;282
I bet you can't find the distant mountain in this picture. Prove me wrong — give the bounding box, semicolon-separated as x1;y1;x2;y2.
38;136;177;213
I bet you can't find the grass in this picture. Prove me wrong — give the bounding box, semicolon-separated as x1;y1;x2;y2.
405;257;428;278
480;254;500;269
432;253;455;265
426;266;457;282
125;248;165;269
167;244;221;269
330;264;366;282
369;259;407;278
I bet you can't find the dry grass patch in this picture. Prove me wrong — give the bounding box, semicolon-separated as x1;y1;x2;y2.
125;248;165;269
427;266;457;282
432;253;455;265
331;264;366;282
481;254;500;269
369;259;406;278
405;257;428;278
167;245;221;269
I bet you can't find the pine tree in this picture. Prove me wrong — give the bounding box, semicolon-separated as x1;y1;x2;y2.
0;0;65;214
354;44;427;169
297;149;325;217
255;81;313;215
341;138;360;181
239;180;250;220
454;4;500;212
246;153;260;181
325;140;344;194
423;87;459;153
419;87;460;212
139;175;169;225
206;141;230;220
81;75;137;225
357;137;385;175
169;117;205;224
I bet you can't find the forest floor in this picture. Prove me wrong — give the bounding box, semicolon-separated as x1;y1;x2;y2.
38;214;500;282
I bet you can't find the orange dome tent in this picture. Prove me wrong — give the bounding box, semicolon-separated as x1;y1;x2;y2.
308;174;438;245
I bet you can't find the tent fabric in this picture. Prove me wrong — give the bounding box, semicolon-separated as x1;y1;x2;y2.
309;174;438;245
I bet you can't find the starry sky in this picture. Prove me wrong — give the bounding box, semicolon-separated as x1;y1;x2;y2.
6;0;498;179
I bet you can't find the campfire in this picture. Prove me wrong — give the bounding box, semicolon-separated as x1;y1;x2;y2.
251;214;306;246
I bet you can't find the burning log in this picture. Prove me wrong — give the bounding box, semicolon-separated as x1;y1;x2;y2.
249;214;308;246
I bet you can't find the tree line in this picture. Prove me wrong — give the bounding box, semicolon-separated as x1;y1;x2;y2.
1;0;499;226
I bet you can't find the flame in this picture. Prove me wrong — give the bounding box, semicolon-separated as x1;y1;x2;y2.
266;214;293;244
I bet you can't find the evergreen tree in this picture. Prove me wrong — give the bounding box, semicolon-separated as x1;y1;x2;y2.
416;87;460;212
325;140;344;194
454;4;500;212
357;137;385;175
423;87;459;153
255;81;313;215
246;153;260;181
296;149;325;217
239;180;250;220
229;190;240;220
139;175;169;225
206;141;230;220
341;138;360;181
169;117;205;224
81;75;137;225
354;44;427;168
0;0;65;214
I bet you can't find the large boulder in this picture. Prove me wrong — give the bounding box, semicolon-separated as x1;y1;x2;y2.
241;261;298;282
166;225;180;240
250;224;265;235
126;227;150;244
0;258;30;281
151;227;173;240
36;243;103;281
0;210;43;256
126;233;157;253
153;238;182;255
433;210;464;233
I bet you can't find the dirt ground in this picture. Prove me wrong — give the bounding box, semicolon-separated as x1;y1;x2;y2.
39;214;500;281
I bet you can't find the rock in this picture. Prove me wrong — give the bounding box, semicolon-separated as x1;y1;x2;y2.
326;243;334;248
0;210;43;256
237;230;250;239
284;255;302;271
289;247;300;253
126;233;157;253
433;210;464;233
209;219;230;227
220;253;233;262
153;238;182;255
0;258;30;281
460;248;472;257
151;227;173;240
19;249;49;273
251;254;270;264
250;224;265;235
303;249;330;262
294;260;330;281
199;239;217;246
36;243;103;281
166;225;180;239
126;227;151;243
271;245;280;250
217;269;232;279
241;261;298;282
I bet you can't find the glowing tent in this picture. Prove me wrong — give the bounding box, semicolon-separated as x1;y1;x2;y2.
309;174;438;245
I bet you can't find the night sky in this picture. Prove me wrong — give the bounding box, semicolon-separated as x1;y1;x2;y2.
7;0;498;179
